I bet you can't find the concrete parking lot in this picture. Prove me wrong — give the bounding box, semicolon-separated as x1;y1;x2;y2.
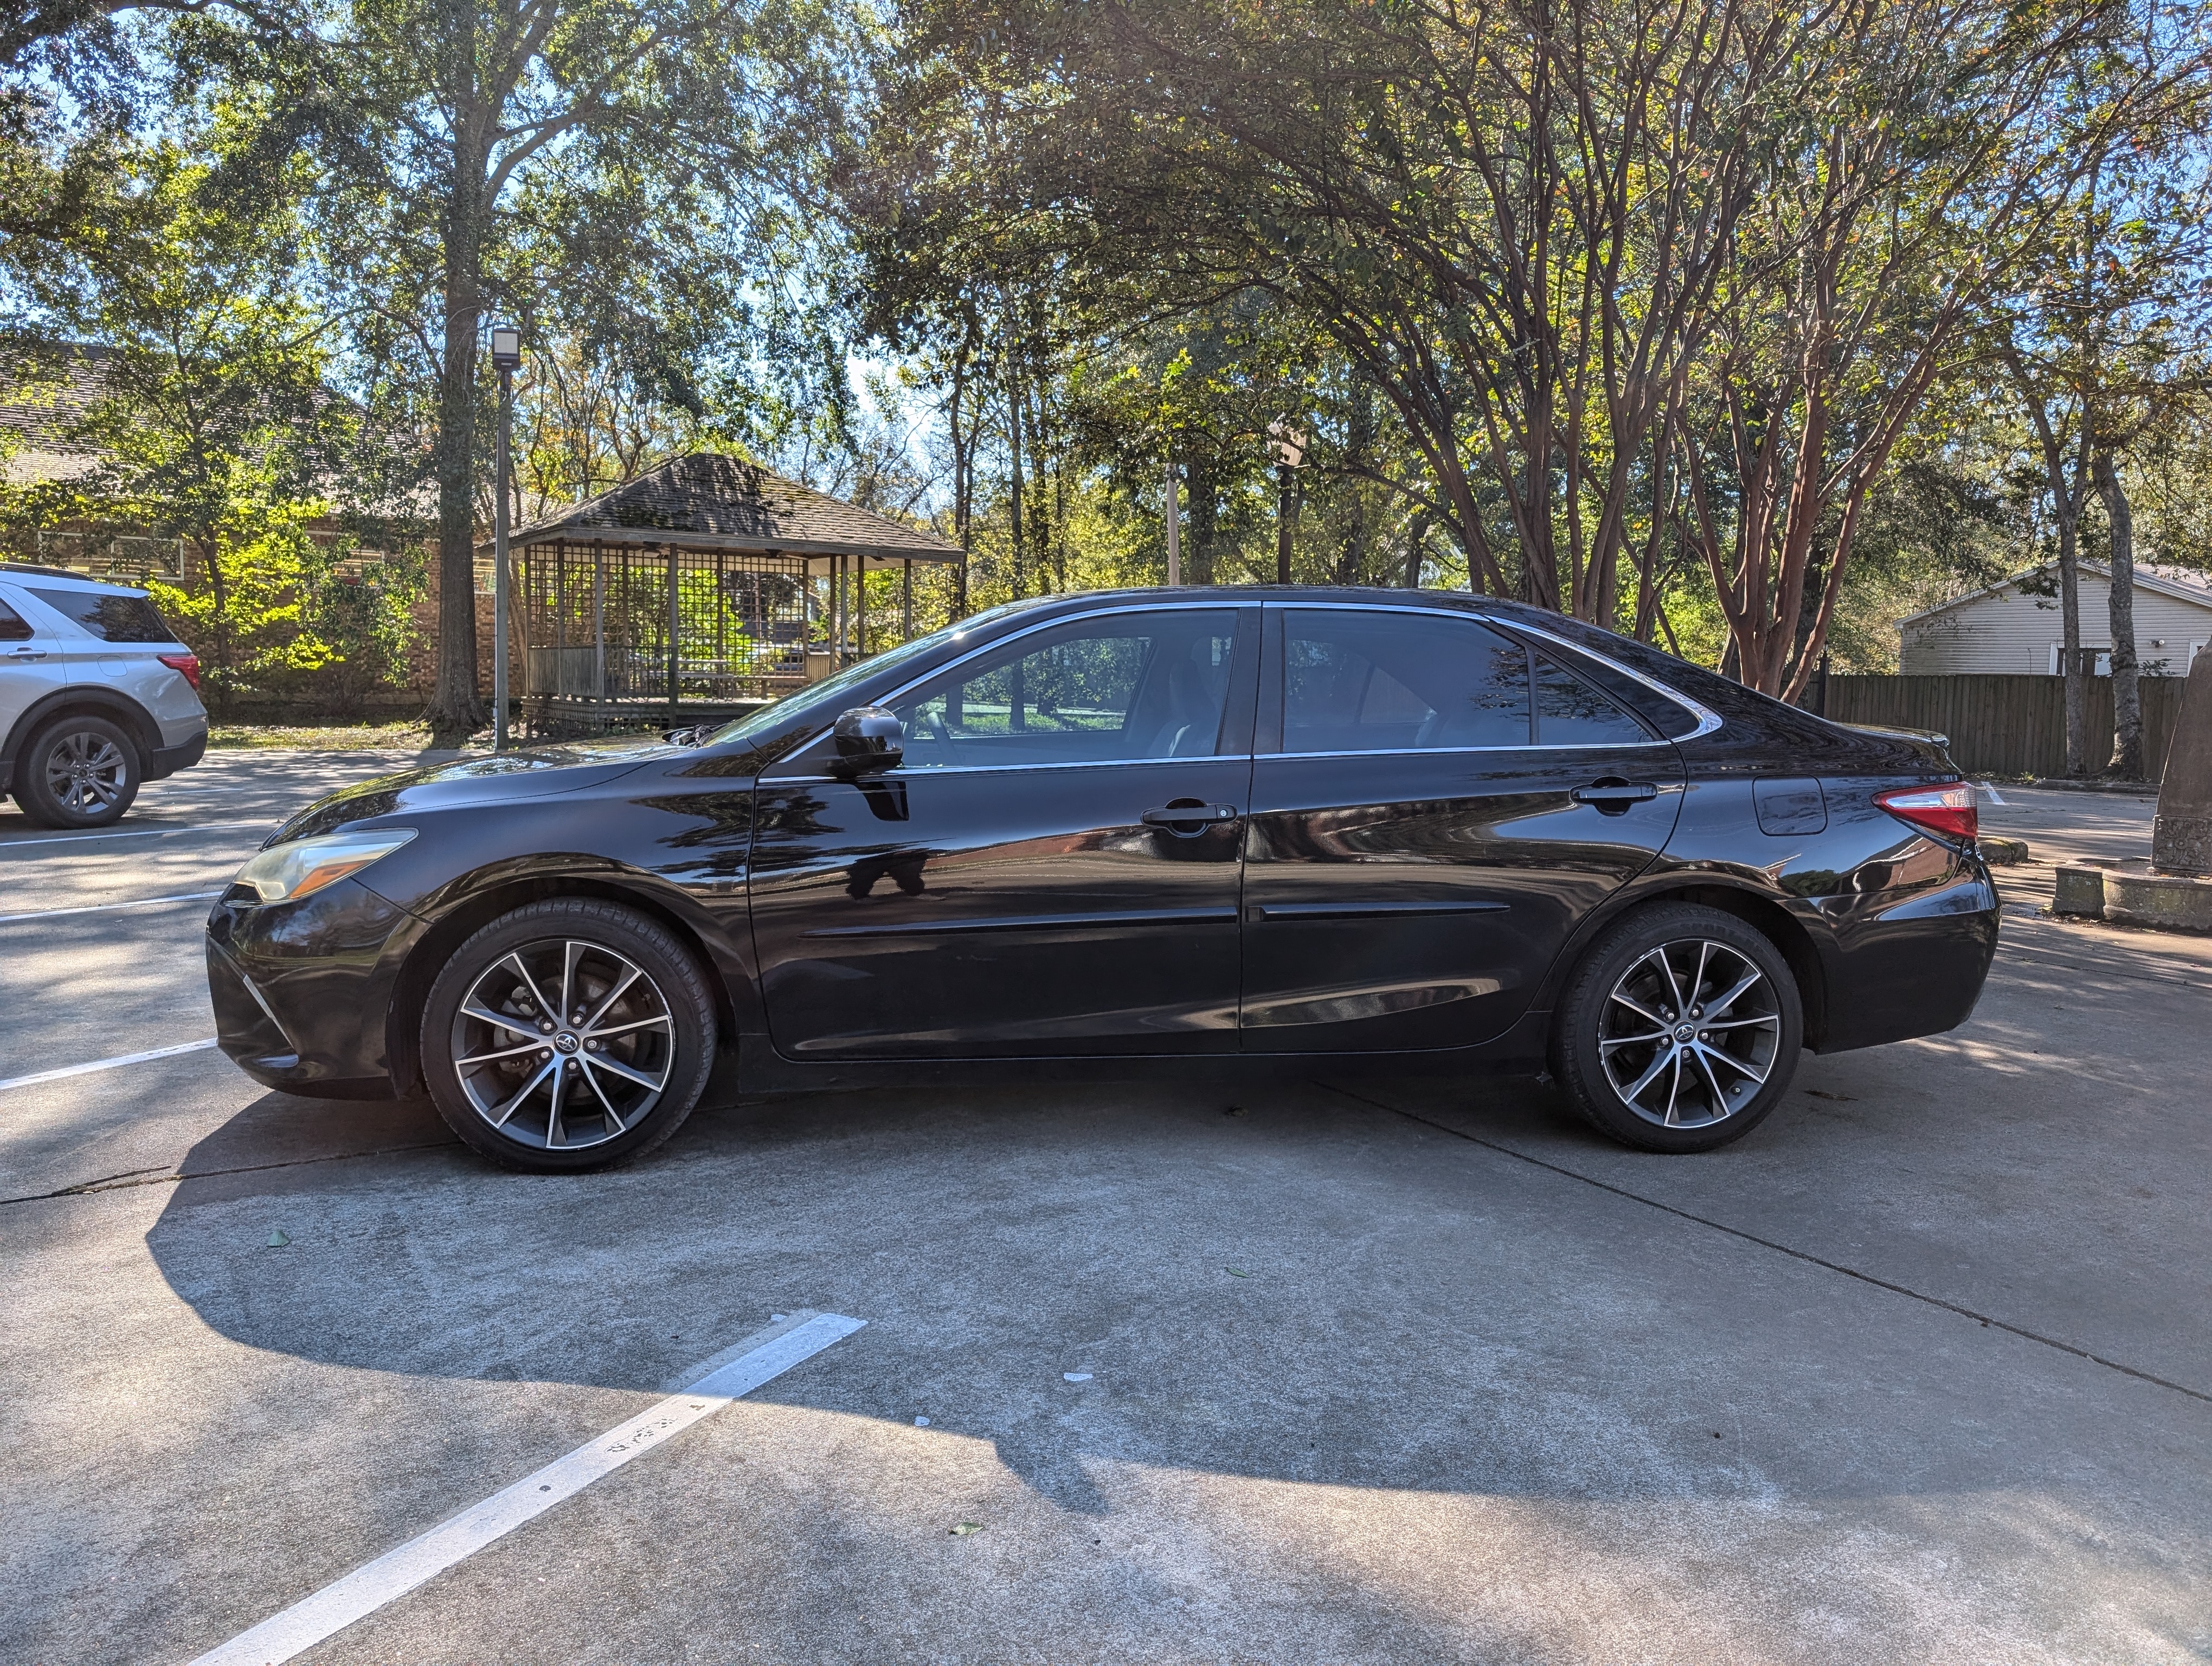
3;760;2208;1664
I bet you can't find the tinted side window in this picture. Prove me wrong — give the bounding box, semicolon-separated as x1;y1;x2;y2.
1282;610;1531;752
893;609;1240;768
28;587;173;643
1534;654;1653;744
0;598;32;642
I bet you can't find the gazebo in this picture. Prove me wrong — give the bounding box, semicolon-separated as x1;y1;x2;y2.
496;452;964;730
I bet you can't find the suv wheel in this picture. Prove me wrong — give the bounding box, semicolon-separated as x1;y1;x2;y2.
420;899;717;1172
13;715;142;828
1551;902;1803;1153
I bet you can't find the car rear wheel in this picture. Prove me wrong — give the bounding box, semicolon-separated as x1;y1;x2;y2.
1551;902;1802;1153
12;715;141;828
420;899;717;1172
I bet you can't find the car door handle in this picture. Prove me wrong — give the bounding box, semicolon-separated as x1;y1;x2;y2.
7;648;47;659
1571;780;1660;812
1141;802;1239;828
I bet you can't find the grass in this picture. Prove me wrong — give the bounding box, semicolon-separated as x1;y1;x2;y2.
204;720;491;753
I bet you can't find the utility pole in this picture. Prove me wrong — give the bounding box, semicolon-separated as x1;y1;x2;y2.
489;325;522;749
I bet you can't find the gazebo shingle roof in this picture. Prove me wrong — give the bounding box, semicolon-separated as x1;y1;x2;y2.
507;452;962;565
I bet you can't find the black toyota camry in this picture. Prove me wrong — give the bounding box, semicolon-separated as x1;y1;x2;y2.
206;587;1999;1170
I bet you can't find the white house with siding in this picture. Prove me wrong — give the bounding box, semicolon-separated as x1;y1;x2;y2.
1899;561;2212;676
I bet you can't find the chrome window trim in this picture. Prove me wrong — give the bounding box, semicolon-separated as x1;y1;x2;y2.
768;753;1245;784
1271;598;1723;744
761;599;1253;779
1255;743;1689;761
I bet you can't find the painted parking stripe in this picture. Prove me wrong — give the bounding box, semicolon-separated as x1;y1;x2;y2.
186;1312;866;1666
0;1037;219;1093
0;818;273;848
0;890;222;924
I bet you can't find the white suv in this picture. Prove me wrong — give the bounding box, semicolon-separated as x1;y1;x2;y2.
0;563;209;828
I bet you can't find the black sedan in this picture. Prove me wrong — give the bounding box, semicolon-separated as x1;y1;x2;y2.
206;587;1999;1170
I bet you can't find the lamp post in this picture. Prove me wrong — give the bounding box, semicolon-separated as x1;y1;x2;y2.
489;325;522;749
1268;420;1306;585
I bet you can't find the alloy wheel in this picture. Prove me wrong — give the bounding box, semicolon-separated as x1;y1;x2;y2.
448;938;675;1151
44;731;128;816
1596;938;1781;1129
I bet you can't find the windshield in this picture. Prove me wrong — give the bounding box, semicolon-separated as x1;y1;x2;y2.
699;599;1040;751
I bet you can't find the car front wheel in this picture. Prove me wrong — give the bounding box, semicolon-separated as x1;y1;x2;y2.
13;715;141;828
420;899;717;1171
1552;902;1803;1153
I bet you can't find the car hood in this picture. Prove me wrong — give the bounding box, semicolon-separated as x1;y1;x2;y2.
266;737;685;845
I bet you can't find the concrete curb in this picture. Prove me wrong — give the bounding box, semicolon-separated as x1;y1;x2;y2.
2105;870;2212;934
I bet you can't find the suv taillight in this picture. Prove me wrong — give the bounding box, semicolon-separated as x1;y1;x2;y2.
157;651;201;689
1872;781;1977;842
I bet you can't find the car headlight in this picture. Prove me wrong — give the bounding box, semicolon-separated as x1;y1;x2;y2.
232;829;417;903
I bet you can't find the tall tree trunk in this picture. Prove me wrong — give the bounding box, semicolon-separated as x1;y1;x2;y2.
427;160;488;743
1186;454;1217;585
1403;509;1430;588
2001;351;2089;774
2058;442;2088;777
1005;329;1024;598
2094;447;2143;778
197;531;233;720
949;354;970;619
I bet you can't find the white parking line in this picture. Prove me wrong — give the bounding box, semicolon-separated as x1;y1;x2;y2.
0;890;223;924
185;1312;867;1666
0;1037;220;1093
0;818;273;849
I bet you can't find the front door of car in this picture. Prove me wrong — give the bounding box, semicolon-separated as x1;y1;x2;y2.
748;604;1257;1059
1239;604;1686;1053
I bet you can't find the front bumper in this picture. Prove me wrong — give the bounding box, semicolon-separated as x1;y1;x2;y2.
206;876;416;1099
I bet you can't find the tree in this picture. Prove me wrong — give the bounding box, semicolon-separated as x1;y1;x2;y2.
1996;21;2212;774
0;142;372;712
150;0;831;739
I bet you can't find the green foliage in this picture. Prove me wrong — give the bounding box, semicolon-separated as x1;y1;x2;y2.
0;135;427;713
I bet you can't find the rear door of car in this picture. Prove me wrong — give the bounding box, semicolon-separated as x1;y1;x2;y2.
0;584;74;760
1238;603;1686;1053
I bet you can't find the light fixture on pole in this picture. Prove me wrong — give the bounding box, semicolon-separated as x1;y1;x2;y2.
489;325;522;750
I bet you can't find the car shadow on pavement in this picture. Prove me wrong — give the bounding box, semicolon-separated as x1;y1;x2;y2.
134;1067;2206;1540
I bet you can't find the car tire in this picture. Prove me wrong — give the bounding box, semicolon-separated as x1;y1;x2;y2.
1551;902;1803;1154
12;714;142;828
420;899;718;1172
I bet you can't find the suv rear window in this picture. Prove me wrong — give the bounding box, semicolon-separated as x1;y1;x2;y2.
28;586;175;643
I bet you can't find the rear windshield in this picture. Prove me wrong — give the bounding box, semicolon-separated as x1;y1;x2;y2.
28;586;175;643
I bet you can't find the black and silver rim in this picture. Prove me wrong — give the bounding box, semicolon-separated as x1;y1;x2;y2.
45;731;128;815
1597;939;1780;1129
449;939;674;1151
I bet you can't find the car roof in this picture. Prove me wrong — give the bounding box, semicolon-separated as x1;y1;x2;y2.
0;563;150;597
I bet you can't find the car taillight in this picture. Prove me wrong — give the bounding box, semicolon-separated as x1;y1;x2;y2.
157;652;201;689
1873;781;1977;842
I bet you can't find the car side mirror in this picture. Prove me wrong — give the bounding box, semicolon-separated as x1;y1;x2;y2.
829;706;904;776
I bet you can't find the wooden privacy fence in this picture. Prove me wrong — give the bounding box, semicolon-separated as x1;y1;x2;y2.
1822;675;2187;781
